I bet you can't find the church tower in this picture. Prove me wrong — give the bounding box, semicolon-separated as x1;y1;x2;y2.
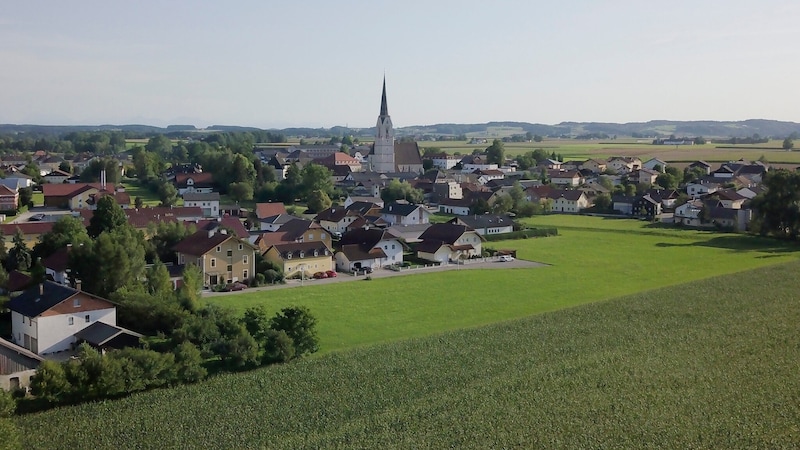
371;77;395;173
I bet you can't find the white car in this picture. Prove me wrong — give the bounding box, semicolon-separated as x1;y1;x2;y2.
498;255;514;262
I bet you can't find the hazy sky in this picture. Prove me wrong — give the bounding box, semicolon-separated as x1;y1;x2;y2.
2;1;798;128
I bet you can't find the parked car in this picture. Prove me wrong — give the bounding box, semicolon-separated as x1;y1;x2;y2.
313;271;328;279
29;213;46;221
360;266;373;274
325;270;337;278
223;282;247;291
498;254;514;262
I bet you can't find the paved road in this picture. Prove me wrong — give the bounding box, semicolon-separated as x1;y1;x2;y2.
202;257;547;298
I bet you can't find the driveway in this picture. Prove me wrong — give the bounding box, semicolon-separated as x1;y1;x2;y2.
202;257;547;298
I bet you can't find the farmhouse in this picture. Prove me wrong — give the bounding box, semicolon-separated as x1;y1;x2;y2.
182;192;220;217
336;228;404;271
551;190;590;213
175;172;214;195
380;201;429;226
0;337;43;391
42;183;116;209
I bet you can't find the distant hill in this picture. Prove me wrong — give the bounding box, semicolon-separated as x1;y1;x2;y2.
1;119;799;139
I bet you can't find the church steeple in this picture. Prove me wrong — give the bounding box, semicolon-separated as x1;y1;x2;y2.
380;76;389;117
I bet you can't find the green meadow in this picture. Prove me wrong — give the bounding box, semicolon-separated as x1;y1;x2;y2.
207;217;800;353
17;261;800;448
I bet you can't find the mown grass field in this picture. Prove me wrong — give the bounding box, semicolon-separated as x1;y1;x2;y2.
206;217;799;353
17;261;800;448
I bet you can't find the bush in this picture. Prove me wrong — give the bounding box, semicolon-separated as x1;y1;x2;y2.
0;390;15;418
483;227;558;241
263;330;295;364
0;418;21;450
270;306;319;357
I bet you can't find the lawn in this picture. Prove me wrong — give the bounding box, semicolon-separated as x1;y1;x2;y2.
120;180;172;207
207;217;800;353
16;261;800;448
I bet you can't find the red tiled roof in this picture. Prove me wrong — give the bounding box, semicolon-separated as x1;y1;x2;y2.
42;183;115;197
174;172;214;187
174;230;235;256
193;217;250;239
0;222;55;236
255;202;287;219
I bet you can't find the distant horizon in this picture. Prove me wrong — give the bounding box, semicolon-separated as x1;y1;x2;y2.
3;117;800;132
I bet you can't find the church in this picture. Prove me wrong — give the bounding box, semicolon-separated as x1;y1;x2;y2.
369;78;424;174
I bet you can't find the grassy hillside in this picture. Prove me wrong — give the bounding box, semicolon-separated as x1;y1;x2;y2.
17;261;800;448
206;217;799;353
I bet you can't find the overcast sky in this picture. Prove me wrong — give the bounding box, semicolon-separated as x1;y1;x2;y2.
2;1;798;129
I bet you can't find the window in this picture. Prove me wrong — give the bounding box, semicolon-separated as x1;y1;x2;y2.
227;265;232;272
227;249;232;257
73;298;81;308
238;244;243;250
85;315;90;323
68;317;74;326
309;234;314;240
210;258;217;268
243;270;248;279
243;255;248;264
392;244;396;249
216;246;221;253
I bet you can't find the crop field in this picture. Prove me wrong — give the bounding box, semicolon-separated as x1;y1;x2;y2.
16;261;800;448
203;217;799;353
417;139;800;164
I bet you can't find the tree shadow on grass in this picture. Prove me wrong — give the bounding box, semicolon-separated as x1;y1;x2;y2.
655;235;800;254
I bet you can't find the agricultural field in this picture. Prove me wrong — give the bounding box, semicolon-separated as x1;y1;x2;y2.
16;261;800;448
417;139;800;164
205;217;799;353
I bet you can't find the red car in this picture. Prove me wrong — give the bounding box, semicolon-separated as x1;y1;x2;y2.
325;270;337;278
223;282;247;292
313;271;328;279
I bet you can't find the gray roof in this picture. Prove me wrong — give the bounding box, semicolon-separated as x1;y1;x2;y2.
73;322;142;347
8;282;79;318
454;214;515;230
381;201;423;217
183;192;220;201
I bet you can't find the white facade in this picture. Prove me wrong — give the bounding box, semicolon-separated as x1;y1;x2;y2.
11;308;116;355
439;204;471;216
686;183;720;199
431;155;459;170
184;199;219;217
381;206;430;226
462;163;498;174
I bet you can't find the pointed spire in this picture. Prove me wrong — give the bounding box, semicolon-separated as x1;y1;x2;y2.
380;76;389;117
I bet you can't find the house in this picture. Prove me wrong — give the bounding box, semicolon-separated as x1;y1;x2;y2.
42;246;72;285
438;198;473;216
431;181;463;202
580;159;607;174
276;218;333;249
88;189;131;209
674;199;704;226
385;223;431;244
316;152;362;173
336;228;404;271
712;189;748;209
380;201;430;226
0;175;33;191
344;196;384;209
460;155;498;173
737;185;766;200
449;214;514;236
633;168;660;185
315;206;363;236
174;228;257;287
416;223;483;263
258;213;296;232
632;194;662;219
474;169;505;185
0;338;43;391
0;222;55;250
174;172;214;195
254;202;287;220
551;190;590;213
550;171;583;187
607;157;642;173
642;158;668;172
538;159;562;170
0;185;19;212
7;281;137;355
686;181;721;199
42;183;116;209
688;160;712;175
612;195;637;215
263;241;333;279
430;153;460;170
182;192;220;217
42;169;72;184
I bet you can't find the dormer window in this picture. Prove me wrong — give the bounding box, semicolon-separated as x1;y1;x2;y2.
73;298;81;308
287;253;292;260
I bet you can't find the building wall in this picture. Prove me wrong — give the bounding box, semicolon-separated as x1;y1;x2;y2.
439;205;471;216
265;248;333;278
375;239;403;264
13;306;116;355
184;200;219;217
68;188;100;210
1;369;37;391
418;247;451;263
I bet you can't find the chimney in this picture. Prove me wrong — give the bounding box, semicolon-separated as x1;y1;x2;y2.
39;283;44;296
75;279;81;291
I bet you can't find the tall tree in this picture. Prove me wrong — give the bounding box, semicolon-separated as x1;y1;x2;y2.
6;229;31;272
750;169;800;239
70;225;147;297
270;306;319;356
87;196;127;238
485;139;505;166
33;215;91;260
306;189;332;213
301;163;334;197
380;179;424;204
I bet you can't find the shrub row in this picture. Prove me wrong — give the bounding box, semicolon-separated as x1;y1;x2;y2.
483;227;558;241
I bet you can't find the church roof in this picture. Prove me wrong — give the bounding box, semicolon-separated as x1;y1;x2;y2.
394;142;423;168
380;77;389;117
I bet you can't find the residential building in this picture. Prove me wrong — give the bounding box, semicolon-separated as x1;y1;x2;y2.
380;201;430;226
416;223;483;263
449;214;514;236
183;192;220;217
0;185;19;212
174;228;257;287
174;172;214;195
264;241;333;279
551;190;590;213
337;228;404;271
0;338;43;391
